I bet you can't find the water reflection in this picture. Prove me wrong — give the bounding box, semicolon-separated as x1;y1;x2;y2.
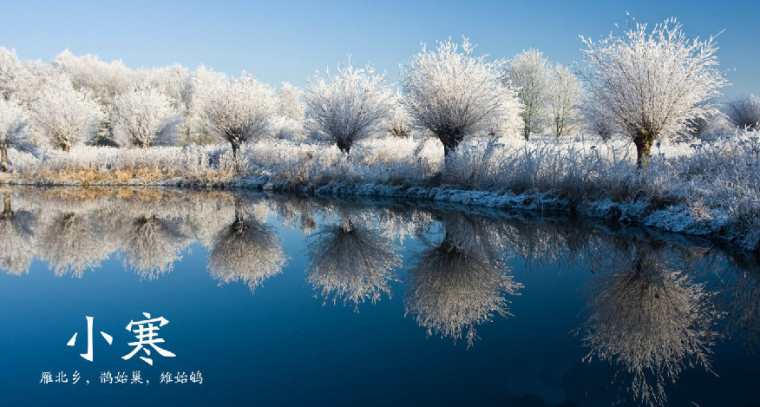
118;214;190;279
38;211;113;277
307;217;400;309
208;200;287;292
2;187;760;406
580;242;721;407
0;192;35;275
405;212;522;347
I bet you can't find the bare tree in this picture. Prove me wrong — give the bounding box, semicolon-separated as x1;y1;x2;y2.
304;60;393;155
724;95;760;129
506;49;550;140
581;18;727;167
400;38;523;157
111;86;182;148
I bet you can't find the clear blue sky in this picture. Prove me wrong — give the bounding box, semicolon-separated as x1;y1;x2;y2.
1;0;757;98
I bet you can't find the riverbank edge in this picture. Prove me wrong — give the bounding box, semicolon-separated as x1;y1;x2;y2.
0;173;751;252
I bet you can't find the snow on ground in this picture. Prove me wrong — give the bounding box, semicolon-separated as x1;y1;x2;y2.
1;129;758;251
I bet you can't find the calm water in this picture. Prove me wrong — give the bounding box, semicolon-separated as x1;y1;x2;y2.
0;187;758;407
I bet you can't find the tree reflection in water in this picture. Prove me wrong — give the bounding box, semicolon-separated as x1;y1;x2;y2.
208;202;287;293
307;218;400;309
38;211;112;277
0;192;35;275
722;250;760;352
581;244;721;407
405;212;522;347
119;214;190;280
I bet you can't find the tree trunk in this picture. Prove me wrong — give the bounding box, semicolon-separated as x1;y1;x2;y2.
0;144;8;172
230;142;240;173
439;130;463;157
62;144;71;153
633;131;655;169
336;139;351;156
2;192;10;217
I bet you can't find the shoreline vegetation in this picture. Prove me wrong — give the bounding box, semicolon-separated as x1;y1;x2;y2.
0;19;758;252
0;128;758;252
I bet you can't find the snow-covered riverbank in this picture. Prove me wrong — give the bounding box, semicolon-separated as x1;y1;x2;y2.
2;130;758;251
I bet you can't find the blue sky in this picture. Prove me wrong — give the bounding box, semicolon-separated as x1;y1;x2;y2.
1;0;757;97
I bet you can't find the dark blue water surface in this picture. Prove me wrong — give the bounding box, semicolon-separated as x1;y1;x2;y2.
0;188;758;407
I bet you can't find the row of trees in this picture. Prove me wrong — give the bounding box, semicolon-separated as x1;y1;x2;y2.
0;18;740;171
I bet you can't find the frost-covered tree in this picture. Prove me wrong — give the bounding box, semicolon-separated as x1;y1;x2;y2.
276;82;304;122
273;82;304;141
111;86;182;148
0;98;33;171
304;61;393;155
0;48;24;101
401;38;522;157
307;220;400;309
51;49;134;108
547;63;582;138
139;64;191;113
506;49;550;140
204;74;276;164
387;92;413;138
185;65;227;144
33;80;101;152
581;18;727;167
724;95;760;129
0;48;53;106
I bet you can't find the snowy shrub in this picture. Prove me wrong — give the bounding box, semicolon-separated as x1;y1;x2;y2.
304;60;393;155
401;38;523;157
724;95;760;129
111;86;182;148
581;18;727;167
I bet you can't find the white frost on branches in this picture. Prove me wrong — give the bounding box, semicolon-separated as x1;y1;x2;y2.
304;61;393;155
580;18;727;165
547;63;583;138
111;86;182;148
307;221;400;309
0;97;33;170
506;49;550;140
32;79;101;152
203;74;276;160
401;38;523;156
